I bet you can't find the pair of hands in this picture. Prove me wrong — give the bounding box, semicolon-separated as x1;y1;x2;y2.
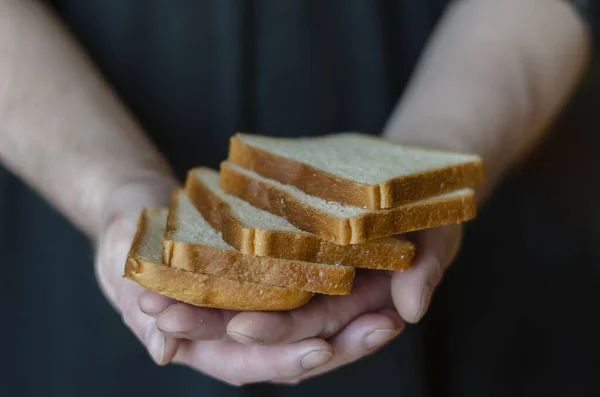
95;179;462;386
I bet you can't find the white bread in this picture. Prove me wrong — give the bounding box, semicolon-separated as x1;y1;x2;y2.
163;190;355;295
220;161;477;245
186;167;415;270
123;208;313;311
228;133;484;209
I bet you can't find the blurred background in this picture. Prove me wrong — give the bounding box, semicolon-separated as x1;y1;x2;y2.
0;1;598;396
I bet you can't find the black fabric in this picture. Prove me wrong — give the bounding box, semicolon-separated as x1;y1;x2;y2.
48;0;443;176
424;71;600;396
573;0;599;56
1;1;599;396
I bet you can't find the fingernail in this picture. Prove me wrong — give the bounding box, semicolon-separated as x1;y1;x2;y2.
364;329;399;350
227;331;264;345
301;350;333;369
145;324;166;365
413;286;432;323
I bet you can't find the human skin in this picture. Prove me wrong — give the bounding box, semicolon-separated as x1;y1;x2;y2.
0;0;590;386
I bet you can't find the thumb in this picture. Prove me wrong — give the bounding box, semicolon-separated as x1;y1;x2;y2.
391;224;462;323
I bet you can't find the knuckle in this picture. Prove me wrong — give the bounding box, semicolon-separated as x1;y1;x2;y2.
320;321;341;339
320;301;342;339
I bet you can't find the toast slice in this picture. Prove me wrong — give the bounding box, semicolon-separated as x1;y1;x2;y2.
124;208;312;311
228;133;484;210
186;167;415;270
163;190;355;295
220;161;476;245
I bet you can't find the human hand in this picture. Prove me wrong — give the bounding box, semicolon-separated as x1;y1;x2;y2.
147;223;462;385
93;177;337;384
93;177;182;362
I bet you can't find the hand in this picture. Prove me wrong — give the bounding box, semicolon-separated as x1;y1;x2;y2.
94;176;181;361
146;223;462;385
93;177;336;384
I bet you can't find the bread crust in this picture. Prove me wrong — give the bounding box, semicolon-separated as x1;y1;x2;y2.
164;190;355;295
186;168;415;270
220;162;477;245
228;133;484;210
124;209;312;311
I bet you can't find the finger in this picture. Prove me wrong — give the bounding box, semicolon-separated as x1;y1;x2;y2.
272;308;404;385
173;338;333;386
139;290;177;316
145;319;181;365
120;279;180;365
227;270;392;345
391;224;462;323
156;303;238;340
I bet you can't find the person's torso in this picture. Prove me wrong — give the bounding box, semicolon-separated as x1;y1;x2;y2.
51;0;445;176
2;2;446;396
2;2;599;396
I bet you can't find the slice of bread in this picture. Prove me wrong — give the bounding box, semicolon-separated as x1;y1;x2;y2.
123;208;313;311
186;167;415;270
163;190;355;295
220;161;477;245
228;133;484;210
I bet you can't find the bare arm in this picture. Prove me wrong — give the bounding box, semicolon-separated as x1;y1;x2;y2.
0;1;345;380
384;0;591;197
201;2;595;384
0;0;592;385
0;0;176;239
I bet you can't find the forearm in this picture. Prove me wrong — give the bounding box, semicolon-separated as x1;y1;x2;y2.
0;0;175;238
384;0;591;196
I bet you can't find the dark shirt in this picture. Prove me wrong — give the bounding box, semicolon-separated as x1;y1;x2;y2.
0;1;598;396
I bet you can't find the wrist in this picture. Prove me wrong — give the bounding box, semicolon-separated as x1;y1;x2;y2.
96;171;179;243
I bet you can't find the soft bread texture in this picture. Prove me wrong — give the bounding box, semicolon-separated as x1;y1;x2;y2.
187;167;415;270
163;190;355;295
124;208;312;311
220;162;477;245
228;133;484;210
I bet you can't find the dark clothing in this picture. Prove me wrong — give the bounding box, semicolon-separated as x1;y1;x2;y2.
1;1;598;396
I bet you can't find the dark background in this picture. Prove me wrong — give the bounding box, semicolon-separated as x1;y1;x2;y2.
0;1;599;396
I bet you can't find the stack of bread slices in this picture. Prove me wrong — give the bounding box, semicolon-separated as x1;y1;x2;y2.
124;133;484;311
